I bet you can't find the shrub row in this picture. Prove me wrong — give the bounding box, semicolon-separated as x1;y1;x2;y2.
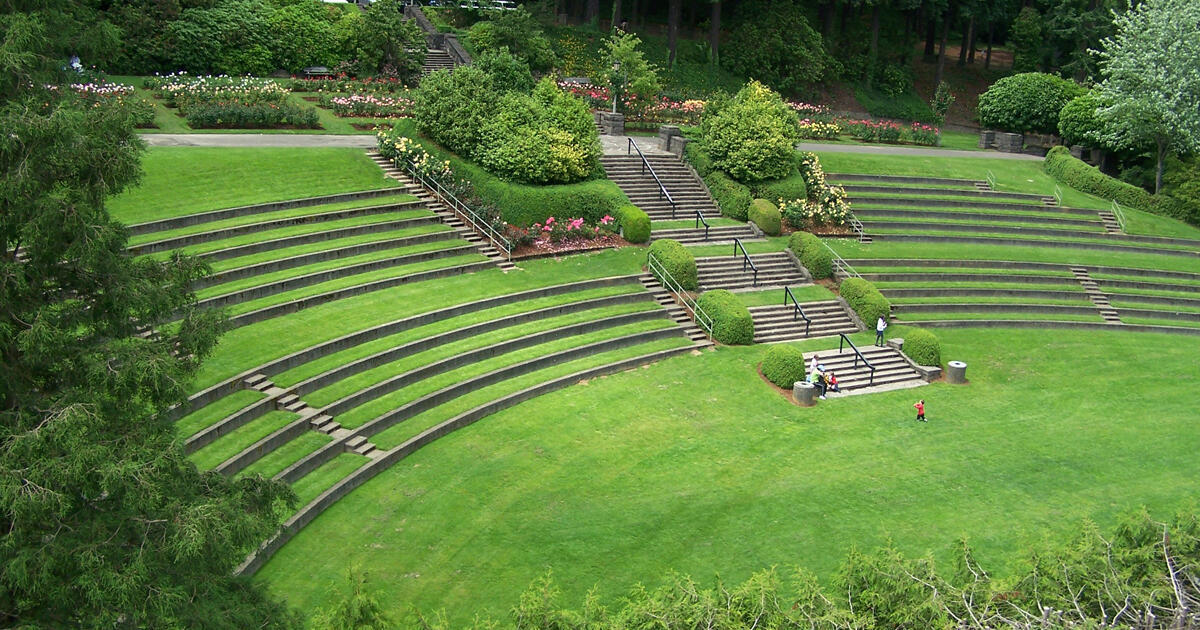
696;290;754;345
184;102;319;129
685;142;753;221
748;199;782;236
904;328;941;367
839;277;891;327
646;239;697;290
617;204;651;244
762;345;807;389
1043;146;1153;209
788;232;833;280
752;171;808;202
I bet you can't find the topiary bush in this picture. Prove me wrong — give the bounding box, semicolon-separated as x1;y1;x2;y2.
1044;146;1154;210
839;277;891;326
903;328;941;367
617;204;650;244
748;199;782;236
705;171;752;221
697;290;754;345
977;72;1086;135
762;344;807;389
701;80;801;183
788;231;832;280
413;65;497;159
753;170;807;203
647;239;697;290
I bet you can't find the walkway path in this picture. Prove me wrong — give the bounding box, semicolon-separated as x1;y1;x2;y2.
140;134;375;148
797;142;1042;161
601;133;670;156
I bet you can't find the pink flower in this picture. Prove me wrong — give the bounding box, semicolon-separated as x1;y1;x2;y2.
600;215;613;225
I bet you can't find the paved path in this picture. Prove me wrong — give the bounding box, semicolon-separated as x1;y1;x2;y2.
140;134;376;148
601;133;670;156
797;142;1042;161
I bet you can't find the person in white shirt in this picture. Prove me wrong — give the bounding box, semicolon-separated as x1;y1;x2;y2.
875;316;887;346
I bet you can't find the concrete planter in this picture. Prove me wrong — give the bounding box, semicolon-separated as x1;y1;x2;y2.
947;360;968;384
793;381;818;406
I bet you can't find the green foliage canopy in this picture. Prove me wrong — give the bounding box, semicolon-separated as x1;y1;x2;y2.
977;72;1086;135
702;81;800;183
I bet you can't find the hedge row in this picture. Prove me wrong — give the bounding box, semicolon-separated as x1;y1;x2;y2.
752;170;808;203
696;290;754;345
904;328;941;367
762;344;807;388
647;239;697;290
748;199;782;236
839;277;891;325
617;204;651;244
685;142;752;221
1043;146;1197;226
788;231;833;280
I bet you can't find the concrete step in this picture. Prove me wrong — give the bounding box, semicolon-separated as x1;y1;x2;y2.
801;346;923;391
651;225;759;245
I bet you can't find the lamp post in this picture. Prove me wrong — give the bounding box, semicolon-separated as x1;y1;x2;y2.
610;59;622;114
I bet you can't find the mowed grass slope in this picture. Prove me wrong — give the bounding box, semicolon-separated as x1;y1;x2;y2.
257;328;1200;624
108;147;394;224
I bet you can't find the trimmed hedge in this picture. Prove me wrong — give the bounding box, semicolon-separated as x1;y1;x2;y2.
762;344;807;388
647;239;697;290
617;204;651;244
707;171;752;220
839;277;891;326
697;290;754;345
684;141;715;177
748;199;782;236
788;231;832;279
1044;146;1153;210
753;170;808;202
904;328;941;367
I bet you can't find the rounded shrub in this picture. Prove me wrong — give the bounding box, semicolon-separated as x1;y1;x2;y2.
976;72;1086;135
706;171;752;220
839;277;891;326
646;239;697;290
617;204;650;244
684;142;715;177
748;199;782;236
697;290;754;345
761;344;807;388
412;65;497;159
904;328;941;367
788;231;832;279
1057;92;1107;148
474;46;535;94
702;80;800;183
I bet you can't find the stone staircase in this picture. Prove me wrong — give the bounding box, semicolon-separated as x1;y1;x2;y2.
749;300;859;343
421;49;455;75
637;273;714;346
696;252;807;291
369;151;516;271
802;345;925;393
1071;266;1123;323
651;224;759;244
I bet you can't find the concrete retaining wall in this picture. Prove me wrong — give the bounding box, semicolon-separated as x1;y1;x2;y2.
826;173;979;187
881;288;1088;301
1107;292;1200;308
863;272;1078;286
856;208;1103;228
849;258;1200;282
1095;278;1200;294
909;319;1200;336
894;303;1099;315
853;196;1064;213
868;234;1200;259
841;184;1048;202
198;216;439;262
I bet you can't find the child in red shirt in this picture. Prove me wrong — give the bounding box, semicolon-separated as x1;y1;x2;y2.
914;399;926;422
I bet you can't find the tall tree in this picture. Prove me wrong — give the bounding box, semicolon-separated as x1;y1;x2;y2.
666;0;682;69
611;0;623;30
709;0;721;66
1096;0;1200;193
0;1;298;626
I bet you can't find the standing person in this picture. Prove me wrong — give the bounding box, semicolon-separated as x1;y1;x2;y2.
875;316;888;346
914;399;926;422
809;354;818;377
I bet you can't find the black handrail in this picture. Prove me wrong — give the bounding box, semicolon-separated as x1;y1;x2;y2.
732;238;758;286
694;209;710;240
626;138;678;218
838;333;876;385
784;287;812;337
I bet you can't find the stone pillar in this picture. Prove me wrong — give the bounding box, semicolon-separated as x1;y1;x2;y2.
600;112;625;136
978;130;995;149
996;132;1024;153
658;125;681;150
887;337;904;352
946;360;968;384
793;381;818;406
666;134;690;158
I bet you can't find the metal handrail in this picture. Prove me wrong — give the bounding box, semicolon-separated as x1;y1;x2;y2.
820;240;861;279
732;238;758;286
647;252;714;337
1111;200;1127;232
985;169;996;190
849;215;867;243
626;138;678;218
838;333;876;385
784;286;812;337
1053;184;1063;206
694;208;710;240
396;158;513;260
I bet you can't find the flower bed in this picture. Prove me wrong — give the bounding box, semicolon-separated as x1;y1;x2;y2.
556;81;702;125
69;82;155;128
776;153;853;233
290;75;409;94
322;93;413;118
144;72;318;129
509;215;625;257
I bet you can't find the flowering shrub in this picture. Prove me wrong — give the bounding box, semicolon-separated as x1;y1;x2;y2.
843;119;903;143
787;152;852;228
557;81;704;125
289;74;408;94
910;122;940;146
323;93;413;118
69;82;156;128
377;132;454;182
524;215;616;244
146;73;290;112
796;119;840;139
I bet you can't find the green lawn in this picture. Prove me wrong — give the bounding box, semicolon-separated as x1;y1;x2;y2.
256;328;1200;624
108;147;394;224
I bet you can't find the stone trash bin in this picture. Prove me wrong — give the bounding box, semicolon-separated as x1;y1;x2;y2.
793;381;818;406
946;360;968;384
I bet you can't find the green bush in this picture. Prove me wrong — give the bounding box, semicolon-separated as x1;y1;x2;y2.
904;328;941;367
185;102;319;129
706;171;752;220
477;79;600;184
854;86;939;124
702;81;800;183
268;3;337;73
616;204;650;243
1057;92;1108;148
752;170;807;203
977;72;1086;134
413;66;497;160
466;7;556;71
696;290;754;345
1159;156;1200;226
839;277;891;326
1044;146;1153;209
1009;7;1044;73
721;0;832;96
474;46;535;93
748;199;782;236
684;141;715;177
788;232;832;280
646;239;697;290
761;344;807;388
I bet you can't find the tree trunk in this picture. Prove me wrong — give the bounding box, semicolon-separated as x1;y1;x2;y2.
1156;139;1168;194
868;4;882;78
823;1;836;38
984;21;993;69
585;0;598;23
611;0;622;30
924;8;937;61
957;15;970;66
966;16;977;64
667;0;681;69
709;1;721;66
935;3;951;86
